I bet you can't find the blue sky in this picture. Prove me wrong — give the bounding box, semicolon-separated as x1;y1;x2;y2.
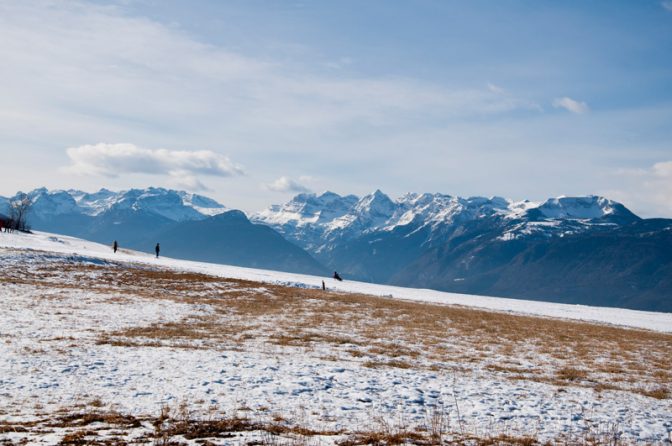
1;0;671;216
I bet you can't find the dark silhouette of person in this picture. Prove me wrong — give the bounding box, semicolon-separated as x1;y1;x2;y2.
333;271;343;281
155;243;160;258
322;280;326;291
113;240;118;253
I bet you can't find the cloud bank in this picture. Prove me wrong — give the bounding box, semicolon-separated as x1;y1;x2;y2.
605;161;672;217
0;1;542;139
552;97;589;114
263;176;312;193
65;143;243;191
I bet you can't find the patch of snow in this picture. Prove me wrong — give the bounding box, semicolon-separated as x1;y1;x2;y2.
539;196;615;219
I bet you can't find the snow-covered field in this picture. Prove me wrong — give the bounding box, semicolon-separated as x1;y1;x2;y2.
1;231;671;445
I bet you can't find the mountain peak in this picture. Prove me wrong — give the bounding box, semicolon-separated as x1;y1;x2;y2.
538;195;628;220
317;190;342;200
356;190;394;215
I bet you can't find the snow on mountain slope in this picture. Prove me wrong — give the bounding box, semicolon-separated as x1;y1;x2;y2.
253;191;359;250
394;193;524;230
1;230;669;332
538;196;618;219
69;188;118;215
105;188;205;222
9;187;228;221
178;190;228;217
322;189;397;241
25;188;81;218
253;191;509;237
255;191;358;227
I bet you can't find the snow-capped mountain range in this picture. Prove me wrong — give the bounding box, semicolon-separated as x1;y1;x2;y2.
0;187;637;234
251;189;638;251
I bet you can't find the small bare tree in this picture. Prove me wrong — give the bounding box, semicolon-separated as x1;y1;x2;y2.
9;193;32;232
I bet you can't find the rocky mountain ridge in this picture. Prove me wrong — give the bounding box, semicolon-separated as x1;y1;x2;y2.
252;190;639;249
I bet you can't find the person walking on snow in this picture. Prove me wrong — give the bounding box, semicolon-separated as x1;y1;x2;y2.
155;243;160;258
113;240;118;253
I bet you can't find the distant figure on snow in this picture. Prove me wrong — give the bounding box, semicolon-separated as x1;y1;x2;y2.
113;240;118;253
333;271;343;281
322;280;326;291
155;243;160;258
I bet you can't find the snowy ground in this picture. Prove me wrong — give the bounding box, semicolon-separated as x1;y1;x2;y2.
1;231;671;445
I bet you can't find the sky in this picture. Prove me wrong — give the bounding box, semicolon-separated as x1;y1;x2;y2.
0;0;671;217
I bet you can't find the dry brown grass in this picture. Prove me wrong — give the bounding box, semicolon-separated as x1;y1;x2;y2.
636;386;670;400
59;430;99;445
555;367;589;382
475;434;538;446
337;429;426;445
363;359;414;369
2;403;640;446
0;406;561;446
89;399;103;408
485;364;535;375
49;411;142;429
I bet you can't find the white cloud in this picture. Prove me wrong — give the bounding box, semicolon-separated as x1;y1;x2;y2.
263;176;312;193
605;161;672;217
65;143;243;191
325;57;354;70
0;1;541;142
170;174;211;192
662;1;672;12
652;160;672;177
486;83;506;94
552;97;589;114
